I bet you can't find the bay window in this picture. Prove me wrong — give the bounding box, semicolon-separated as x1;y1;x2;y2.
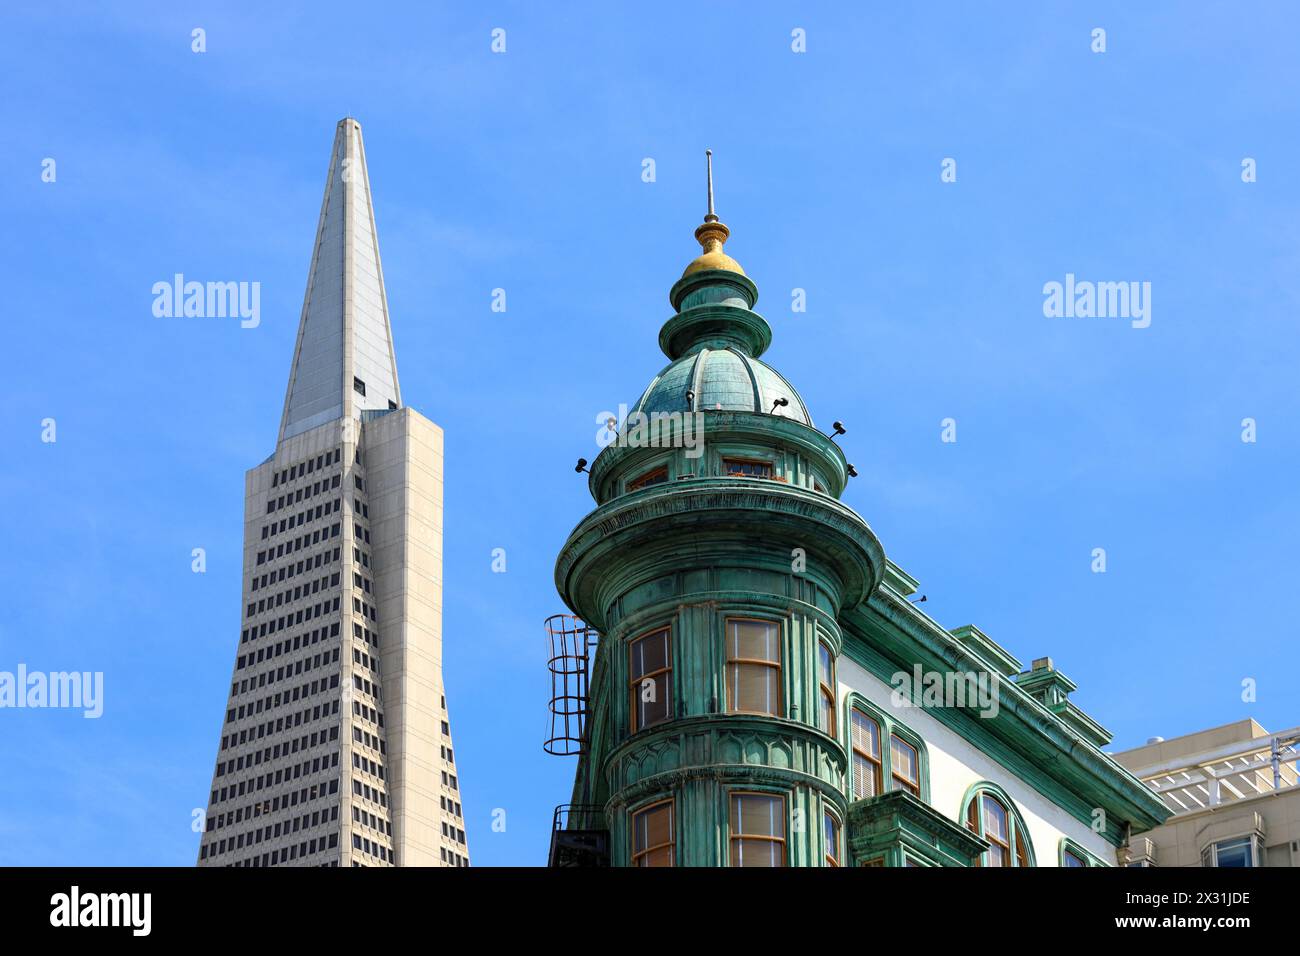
725;618;781;716
631;799;675;867
629;628;672;732
729;792;785;867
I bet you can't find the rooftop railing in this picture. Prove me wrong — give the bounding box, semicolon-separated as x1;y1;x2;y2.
1133;726;1300;814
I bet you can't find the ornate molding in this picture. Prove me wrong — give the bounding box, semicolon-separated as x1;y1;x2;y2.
847;791;988;867
557;479;885;627
604;713;848;805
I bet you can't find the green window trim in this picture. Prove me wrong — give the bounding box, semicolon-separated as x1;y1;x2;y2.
817;637;836;738
842;692;931;805
627;466;670;493
618;620;677;741
629;794;677;867
960;781;1037;867
622;452;675;495
846;790;988;867
722;614;786;719
627;626;673;734
1059;836;1109;868
727;787;789;868
721;456;776;480
838;610;1168;846
823;806;843;866
711;440;788;483
820;787;847;867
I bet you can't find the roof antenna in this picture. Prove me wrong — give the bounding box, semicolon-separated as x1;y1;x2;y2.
704;149;718;223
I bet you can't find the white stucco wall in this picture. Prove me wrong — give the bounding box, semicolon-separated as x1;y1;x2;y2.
839;656;1116;865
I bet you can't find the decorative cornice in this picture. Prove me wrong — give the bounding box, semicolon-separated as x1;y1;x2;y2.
657;304;772;360
605;761;846;814
587;409;849;503
1047;698;1113;749
1014;659;1077;699
882;562;920;598
556;479;885;628
847;791;988;866
950;624;1023;678
606;711;846;769
841;591;1170;841
669;268;758;315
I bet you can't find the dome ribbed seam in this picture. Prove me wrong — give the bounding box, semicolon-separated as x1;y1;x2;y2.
731;346;762;414
689;348;709;411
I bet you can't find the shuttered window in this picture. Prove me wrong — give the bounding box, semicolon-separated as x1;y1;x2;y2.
890;735;920;796
850;708;882;799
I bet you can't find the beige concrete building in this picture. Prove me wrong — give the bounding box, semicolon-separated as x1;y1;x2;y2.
197;119;469;867
1113;719;1300;867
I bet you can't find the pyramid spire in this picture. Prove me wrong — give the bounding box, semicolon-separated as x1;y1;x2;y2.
278;118;402;443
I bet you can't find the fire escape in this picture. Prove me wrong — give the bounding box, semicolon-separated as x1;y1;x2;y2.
544;614;608;866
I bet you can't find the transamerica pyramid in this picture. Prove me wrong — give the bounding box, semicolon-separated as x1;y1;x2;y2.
197;118;470;867
279;117;401;441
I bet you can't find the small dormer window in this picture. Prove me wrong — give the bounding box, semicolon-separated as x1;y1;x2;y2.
353;377;366;396
723;458;773;479
628;467;668;492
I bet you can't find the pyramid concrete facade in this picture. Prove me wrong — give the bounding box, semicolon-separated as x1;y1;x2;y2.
198;119;470;868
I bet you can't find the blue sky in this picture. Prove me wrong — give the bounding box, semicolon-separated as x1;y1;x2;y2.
1;2;1297;866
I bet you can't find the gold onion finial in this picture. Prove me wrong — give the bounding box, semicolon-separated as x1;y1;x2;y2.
684;148;745;277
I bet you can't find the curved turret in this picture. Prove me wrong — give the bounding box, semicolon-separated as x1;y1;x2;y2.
555;153;885;866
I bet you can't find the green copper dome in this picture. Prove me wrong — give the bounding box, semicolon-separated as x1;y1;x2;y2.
631;346;813;426
624;178;812;427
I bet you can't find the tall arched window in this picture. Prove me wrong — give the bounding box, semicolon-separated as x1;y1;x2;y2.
962;784;1035;867
1058;837;1109;867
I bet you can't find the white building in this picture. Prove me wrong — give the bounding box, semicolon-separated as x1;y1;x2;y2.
1113;719;1300;867
197;119;468;868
